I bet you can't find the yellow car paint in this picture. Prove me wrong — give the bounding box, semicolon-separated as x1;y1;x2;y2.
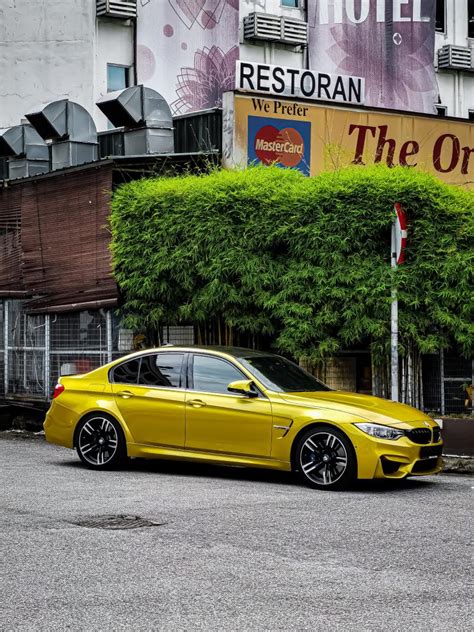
44;346;443;483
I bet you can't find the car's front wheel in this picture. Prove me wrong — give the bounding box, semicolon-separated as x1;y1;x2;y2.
75;414;126;469
295;425;356;490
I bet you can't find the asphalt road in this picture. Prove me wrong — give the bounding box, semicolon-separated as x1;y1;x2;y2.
1;433;472;632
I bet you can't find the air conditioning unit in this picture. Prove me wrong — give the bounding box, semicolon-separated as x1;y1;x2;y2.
281;17;308;45
243;12;308;46
97;0;137;19
437;45;473;71
244;12;282;42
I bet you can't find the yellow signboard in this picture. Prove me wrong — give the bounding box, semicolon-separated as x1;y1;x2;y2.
224;93;474;188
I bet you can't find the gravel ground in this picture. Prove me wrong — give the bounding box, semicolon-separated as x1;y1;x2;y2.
1;433;472;631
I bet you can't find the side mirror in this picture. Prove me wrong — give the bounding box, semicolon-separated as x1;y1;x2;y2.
227;379;258;398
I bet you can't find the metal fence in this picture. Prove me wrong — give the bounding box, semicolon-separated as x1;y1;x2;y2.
0;299;472;414
0;300;196;402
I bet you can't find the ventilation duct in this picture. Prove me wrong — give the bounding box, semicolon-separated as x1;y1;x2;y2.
25;100;98;170
97;85;174;156
0;123;49;179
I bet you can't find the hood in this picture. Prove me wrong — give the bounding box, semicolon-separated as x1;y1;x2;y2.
277;391;432;427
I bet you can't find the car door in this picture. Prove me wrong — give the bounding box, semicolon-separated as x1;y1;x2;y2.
185;353;273;457
111;352;186;447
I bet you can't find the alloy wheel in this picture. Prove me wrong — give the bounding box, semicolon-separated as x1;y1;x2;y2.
299;431;348;486
78;417;119;466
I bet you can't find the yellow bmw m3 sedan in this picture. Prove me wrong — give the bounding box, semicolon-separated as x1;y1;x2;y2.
44;346;443;490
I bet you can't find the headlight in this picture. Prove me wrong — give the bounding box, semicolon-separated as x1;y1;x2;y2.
354;422;404;441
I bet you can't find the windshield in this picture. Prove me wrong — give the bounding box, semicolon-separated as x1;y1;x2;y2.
240;355;331;393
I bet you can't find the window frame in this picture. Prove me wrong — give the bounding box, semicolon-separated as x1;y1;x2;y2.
469;0;474;39
188;353;265;398
109;357;141;386
107;63;131;93
435;0;446;34
281;0;299;7
436;105;448;117
110;351;188;390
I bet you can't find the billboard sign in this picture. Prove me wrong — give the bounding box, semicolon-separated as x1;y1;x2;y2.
248;115;311;175
225;93;473;188
307;0;439;114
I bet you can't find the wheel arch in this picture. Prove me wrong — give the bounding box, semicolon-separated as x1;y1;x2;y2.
290;421;357;472
73;410;128;449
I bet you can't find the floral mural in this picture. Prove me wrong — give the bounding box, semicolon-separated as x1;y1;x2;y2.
137;0;239;114
171;45;239;114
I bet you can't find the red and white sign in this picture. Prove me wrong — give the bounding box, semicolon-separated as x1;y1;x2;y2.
394;203;407;265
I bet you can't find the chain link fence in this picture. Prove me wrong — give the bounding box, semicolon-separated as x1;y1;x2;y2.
0;299;472;415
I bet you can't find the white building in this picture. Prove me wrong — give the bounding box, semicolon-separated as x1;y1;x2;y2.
0;1;472;129
0;0;135;130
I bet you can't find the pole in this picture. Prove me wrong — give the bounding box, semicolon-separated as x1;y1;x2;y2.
391;222;399;401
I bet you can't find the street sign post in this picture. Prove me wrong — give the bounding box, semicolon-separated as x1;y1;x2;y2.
391;203;407;401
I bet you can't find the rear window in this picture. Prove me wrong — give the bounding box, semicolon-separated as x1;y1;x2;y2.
139;353;184;388
112;358;140;385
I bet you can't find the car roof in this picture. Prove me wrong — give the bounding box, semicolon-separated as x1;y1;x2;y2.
124;345;272;360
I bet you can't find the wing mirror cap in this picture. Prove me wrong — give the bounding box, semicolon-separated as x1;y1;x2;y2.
227;379;258;398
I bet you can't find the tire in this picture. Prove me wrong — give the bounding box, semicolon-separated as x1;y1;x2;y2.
294;425;357;491
75;414;127;470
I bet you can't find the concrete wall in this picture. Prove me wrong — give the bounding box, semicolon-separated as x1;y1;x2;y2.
0;1;133;131
0;0;95;128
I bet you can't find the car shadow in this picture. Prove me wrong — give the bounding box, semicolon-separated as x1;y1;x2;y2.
54;456;441;493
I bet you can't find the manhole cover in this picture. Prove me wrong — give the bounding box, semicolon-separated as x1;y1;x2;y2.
73;515;164;530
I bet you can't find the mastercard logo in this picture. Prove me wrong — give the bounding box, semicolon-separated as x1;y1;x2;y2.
254;125;305;168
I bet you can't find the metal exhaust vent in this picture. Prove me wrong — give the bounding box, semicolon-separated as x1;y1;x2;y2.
437;45;473;71
26;100;98;170
97;85;174;156
0;124;49;179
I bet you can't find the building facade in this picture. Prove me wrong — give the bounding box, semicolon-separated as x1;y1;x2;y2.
1;1;473;131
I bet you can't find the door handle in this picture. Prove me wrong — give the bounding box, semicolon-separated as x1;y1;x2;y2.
117;390;135;399
187;399;206;408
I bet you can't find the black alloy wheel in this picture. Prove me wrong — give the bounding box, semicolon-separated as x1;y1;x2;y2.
295;425;356;490
76;415;126;469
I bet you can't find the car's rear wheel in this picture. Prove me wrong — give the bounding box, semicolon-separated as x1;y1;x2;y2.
76;414;126;469
295;425;356;490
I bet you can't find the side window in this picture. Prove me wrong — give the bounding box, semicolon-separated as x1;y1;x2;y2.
192;355;245;395
139;353;184;388
112;358;140;385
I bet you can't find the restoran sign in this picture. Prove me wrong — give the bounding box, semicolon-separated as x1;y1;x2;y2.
236;61;365;106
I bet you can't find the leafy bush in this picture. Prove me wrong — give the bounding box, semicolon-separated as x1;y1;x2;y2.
110;165;473;361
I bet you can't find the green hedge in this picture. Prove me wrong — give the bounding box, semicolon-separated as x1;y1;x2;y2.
110;165;473;360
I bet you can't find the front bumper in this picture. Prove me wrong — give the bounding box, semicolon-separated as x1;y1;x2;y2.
350;428;443;479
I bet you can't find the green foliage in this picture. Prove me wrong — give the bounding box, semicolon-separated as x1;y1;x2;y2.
110;165;474;360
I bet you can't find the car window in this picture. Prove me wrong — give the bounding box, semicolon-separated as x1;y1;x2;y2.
139;353;184;388
240;355;330;392
112;358;140;385
192;355;245;394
